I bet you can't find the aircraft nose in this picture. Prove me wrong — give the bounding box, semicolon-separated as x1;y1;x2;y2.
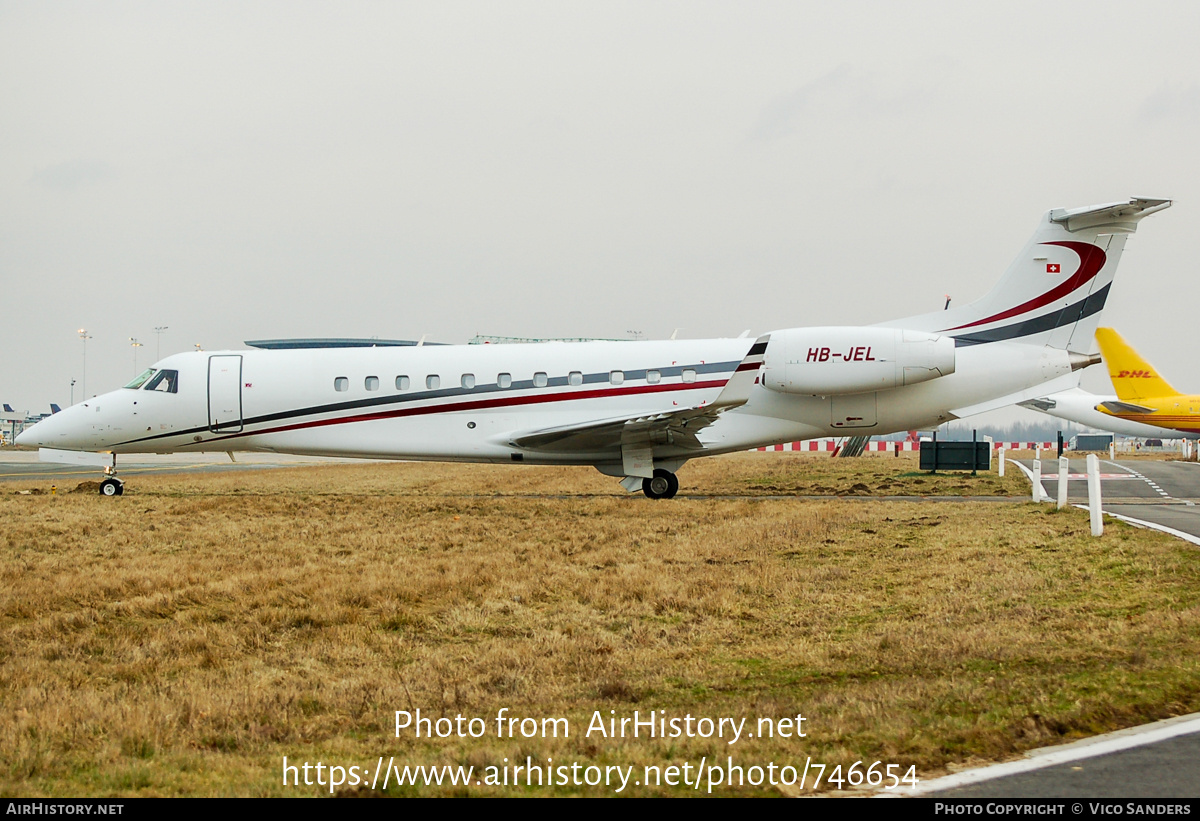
14;405;82;449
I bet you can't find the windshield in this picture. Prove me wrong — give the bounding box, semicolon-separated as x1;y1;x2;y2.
144;369;179;394
124;368;157;389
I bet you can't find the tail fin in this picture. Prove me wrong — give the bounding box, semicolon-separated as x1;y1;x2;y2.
1095;328;1180;401
883;198;1170;350
50;404;61;414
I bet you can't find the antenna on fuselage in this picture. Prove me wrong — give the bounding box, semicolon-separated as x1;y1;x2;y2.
944;294;952;311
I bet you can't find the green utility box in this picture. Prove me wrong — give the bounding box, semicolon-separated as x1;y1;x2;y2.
919;441;991;472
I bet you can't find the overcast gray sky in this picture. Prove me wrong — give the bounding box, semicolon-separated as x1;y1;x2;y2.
3;1;1198;420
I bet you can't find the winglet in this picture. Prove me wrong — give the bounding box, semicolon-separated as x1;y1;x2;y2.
708;335;768;410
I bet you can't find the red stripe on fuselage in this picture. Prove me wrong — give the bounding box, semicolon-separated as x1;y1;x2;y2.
204;378;730;443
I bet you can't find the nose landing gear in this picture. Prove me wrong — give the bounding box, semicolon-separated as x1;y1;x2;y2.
98;456;123;496
99;476;124;496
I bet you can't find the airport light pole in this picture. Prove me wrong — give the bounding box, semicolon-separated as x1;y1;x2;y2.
154;326;168;360
78;329;92;398
130;338;143;372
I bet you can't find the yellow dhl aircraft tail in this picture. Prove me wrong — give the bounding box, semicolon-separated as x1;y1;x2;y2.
1095;328;1180;401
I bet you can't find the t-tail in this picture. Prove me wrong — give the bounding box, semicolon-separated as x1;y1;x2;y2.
1095;327;1180;401
882;198;1171;352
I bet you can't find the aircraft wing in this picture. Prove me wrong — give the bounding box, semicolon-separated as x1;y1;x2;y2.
1096;400;1158;415
508;335;769;455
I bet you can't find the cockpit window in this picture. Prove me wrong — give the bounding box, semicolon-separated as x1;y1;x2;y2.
144;369;179;394
124;368;157;389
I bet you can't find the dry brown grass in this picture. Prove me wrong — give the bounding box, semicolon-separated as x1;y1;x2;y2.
1;454;1198;796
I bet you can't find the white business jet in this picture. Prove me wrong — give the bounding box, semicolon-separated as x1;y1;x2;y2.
18;198;1171;497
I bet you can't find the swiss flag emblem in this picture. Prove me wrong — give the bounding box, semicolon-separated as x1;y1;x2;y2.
1046;263;1061;273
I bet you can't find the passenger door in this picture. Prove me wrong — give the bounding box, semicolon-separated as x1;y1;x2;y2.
208;355;244;433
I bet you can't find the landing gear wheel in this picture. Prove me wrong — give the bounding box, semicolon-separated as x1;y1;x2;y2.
642;469;679;500
99;478;124;497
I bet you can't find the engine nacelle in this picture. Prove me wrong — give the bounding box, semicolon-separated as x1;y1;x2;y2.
762;327;955;395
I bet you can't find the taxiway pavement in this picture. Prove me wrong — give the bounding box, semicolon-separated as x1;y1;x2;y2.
0;449;365;483
1022;456;1200;542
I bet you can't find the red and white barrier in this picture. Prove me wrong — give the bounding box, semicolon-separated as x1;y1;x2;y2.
754;440;1057;452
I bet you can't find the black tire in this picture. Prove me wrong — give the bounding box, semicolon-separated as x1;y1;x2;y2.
642;469;676;500
99;478;123;497
663;471;679;499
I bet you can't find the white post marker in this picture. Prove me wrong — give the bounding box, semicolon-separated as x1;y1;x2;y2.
1087;453;1103;537
1057;456;1069;510
998;446;1005;477
1032;457;1042;503
1109;443;1116;460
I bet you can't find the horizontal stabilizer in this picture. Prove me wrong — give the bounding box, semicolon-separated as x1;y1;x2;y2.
950;372;1080;419
1049;198;1172;233
1097;400;1158;415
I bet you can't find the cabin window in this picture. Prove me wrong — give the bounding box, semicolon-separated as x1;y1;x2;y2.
334;377;349;392
568;371;583;386
533;372;548;388
462;373;476;389
365;376;379;391
498;373;512;389
396;375;410;390
681;369;697;383
427;375;440;390
647;370;661;384
610;370;624;385
145;369;179;393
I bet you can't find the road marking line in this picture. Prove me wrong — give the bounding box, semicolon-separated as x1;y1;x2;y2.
1087;506;1200;548
1012;460;1049;502
882;713;1200;796
1103;460;1172;498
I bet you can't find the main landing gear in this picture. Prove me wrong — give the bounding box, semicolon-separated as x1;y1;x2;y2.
642;468;679;500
